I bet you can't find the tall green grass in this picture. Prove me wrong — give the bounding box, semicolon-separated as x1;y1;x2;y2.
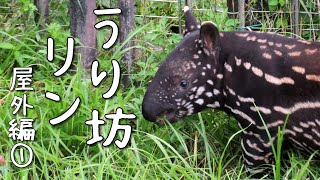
0;1;319;179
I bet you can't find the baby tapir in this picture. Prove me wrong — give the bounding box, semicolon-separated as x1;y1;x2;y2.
142;6;320;176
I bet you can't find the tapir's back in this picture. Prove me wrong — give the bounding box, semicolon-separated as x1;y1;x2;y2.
219;31;320;156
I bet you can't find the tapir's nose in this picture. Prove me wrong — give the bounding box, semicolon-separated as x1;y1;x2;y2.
142;96;158;122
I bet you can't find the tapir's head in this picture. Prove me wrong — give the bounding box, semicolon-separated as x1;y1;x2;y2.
142;6;223;123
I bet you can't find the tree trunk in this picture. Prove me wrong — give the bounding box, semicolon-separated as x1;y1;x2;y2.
120;0;135;87
34;0;49;36
70;0;97;69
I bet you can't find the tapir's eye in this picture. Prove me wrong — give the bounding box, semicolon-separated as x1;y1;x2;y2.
180;80;189;89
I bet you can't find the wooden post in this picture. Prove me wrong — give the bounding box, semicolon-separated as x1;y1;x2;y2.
120;0;135;87
34;0;49;34
227;0;238;19
238;0;245;29
292;0;299;38
70;0;97;69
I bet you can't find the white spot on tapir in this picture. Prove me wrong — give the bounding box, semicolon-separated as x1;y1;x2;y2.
193;54;199;59
219;33;224;37
306;74;320;82
292;66;305;74
251;66;263;77
236;33;249;37
260;45;267;49
305;48;317;55
235;56;242;66
285;44;296;49
207;80;214;85
288;51;301;57
190;25;194;30
224;63;232;72
195;99;204;105
213;89;220;95
189;95;194;100
207;101;220;108
257;39;267;43
274;50;282;56
275;43;282;47
195;86;205;98
246;36;257;41
243;62;251;70
207;64;211;69
263;53;272;59
191;87;197;92
268;42;274;46
201;72;206;76
198;50;202;54
190;62;197;69
217;74;223;79
236;101;240;106
206;92;213;97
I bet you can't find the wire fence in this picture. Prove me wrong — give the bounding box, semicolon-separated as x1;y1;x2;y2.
135;0;320;40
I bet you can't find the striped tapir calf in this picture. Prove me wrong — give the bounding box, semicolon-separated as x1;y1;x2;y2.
142;6;320;176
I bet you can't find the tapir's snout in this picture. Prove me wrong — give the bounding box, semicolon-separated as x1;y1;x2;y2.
142;90;177;123
142;95;158;122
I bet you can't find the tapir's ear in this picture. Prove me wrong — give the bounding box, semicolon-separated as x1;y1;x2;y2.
183;6;200;36
200;22;220;55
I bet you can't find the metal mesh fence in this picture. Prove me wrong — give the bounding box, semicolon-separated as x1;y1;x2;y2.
135;0;320;40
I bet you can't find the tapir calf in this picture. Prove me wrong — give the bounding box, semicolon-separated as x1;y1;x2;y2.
142;6;320;176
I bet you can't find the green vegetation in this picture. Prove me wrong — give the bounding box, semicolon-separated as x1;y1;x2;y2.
0;0;319;179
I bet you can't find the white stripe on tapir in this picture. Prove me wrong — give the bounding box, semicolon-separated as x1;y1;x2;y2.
251;66;263;77
306;74;320;82
237;95;255;103
250;106;272;114
246;139;264;152
264;73;295;85
256;120;284;130
225;105;256;125
274;101;320;114
292;66;305;74
241;139;265;160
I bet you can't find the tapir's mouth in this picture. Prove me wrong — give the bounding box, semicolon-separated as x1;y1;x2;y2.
156;109;179;125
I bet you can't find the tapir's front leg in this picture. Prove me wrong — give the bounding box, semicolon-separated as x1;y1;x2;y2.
241;133;274;178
